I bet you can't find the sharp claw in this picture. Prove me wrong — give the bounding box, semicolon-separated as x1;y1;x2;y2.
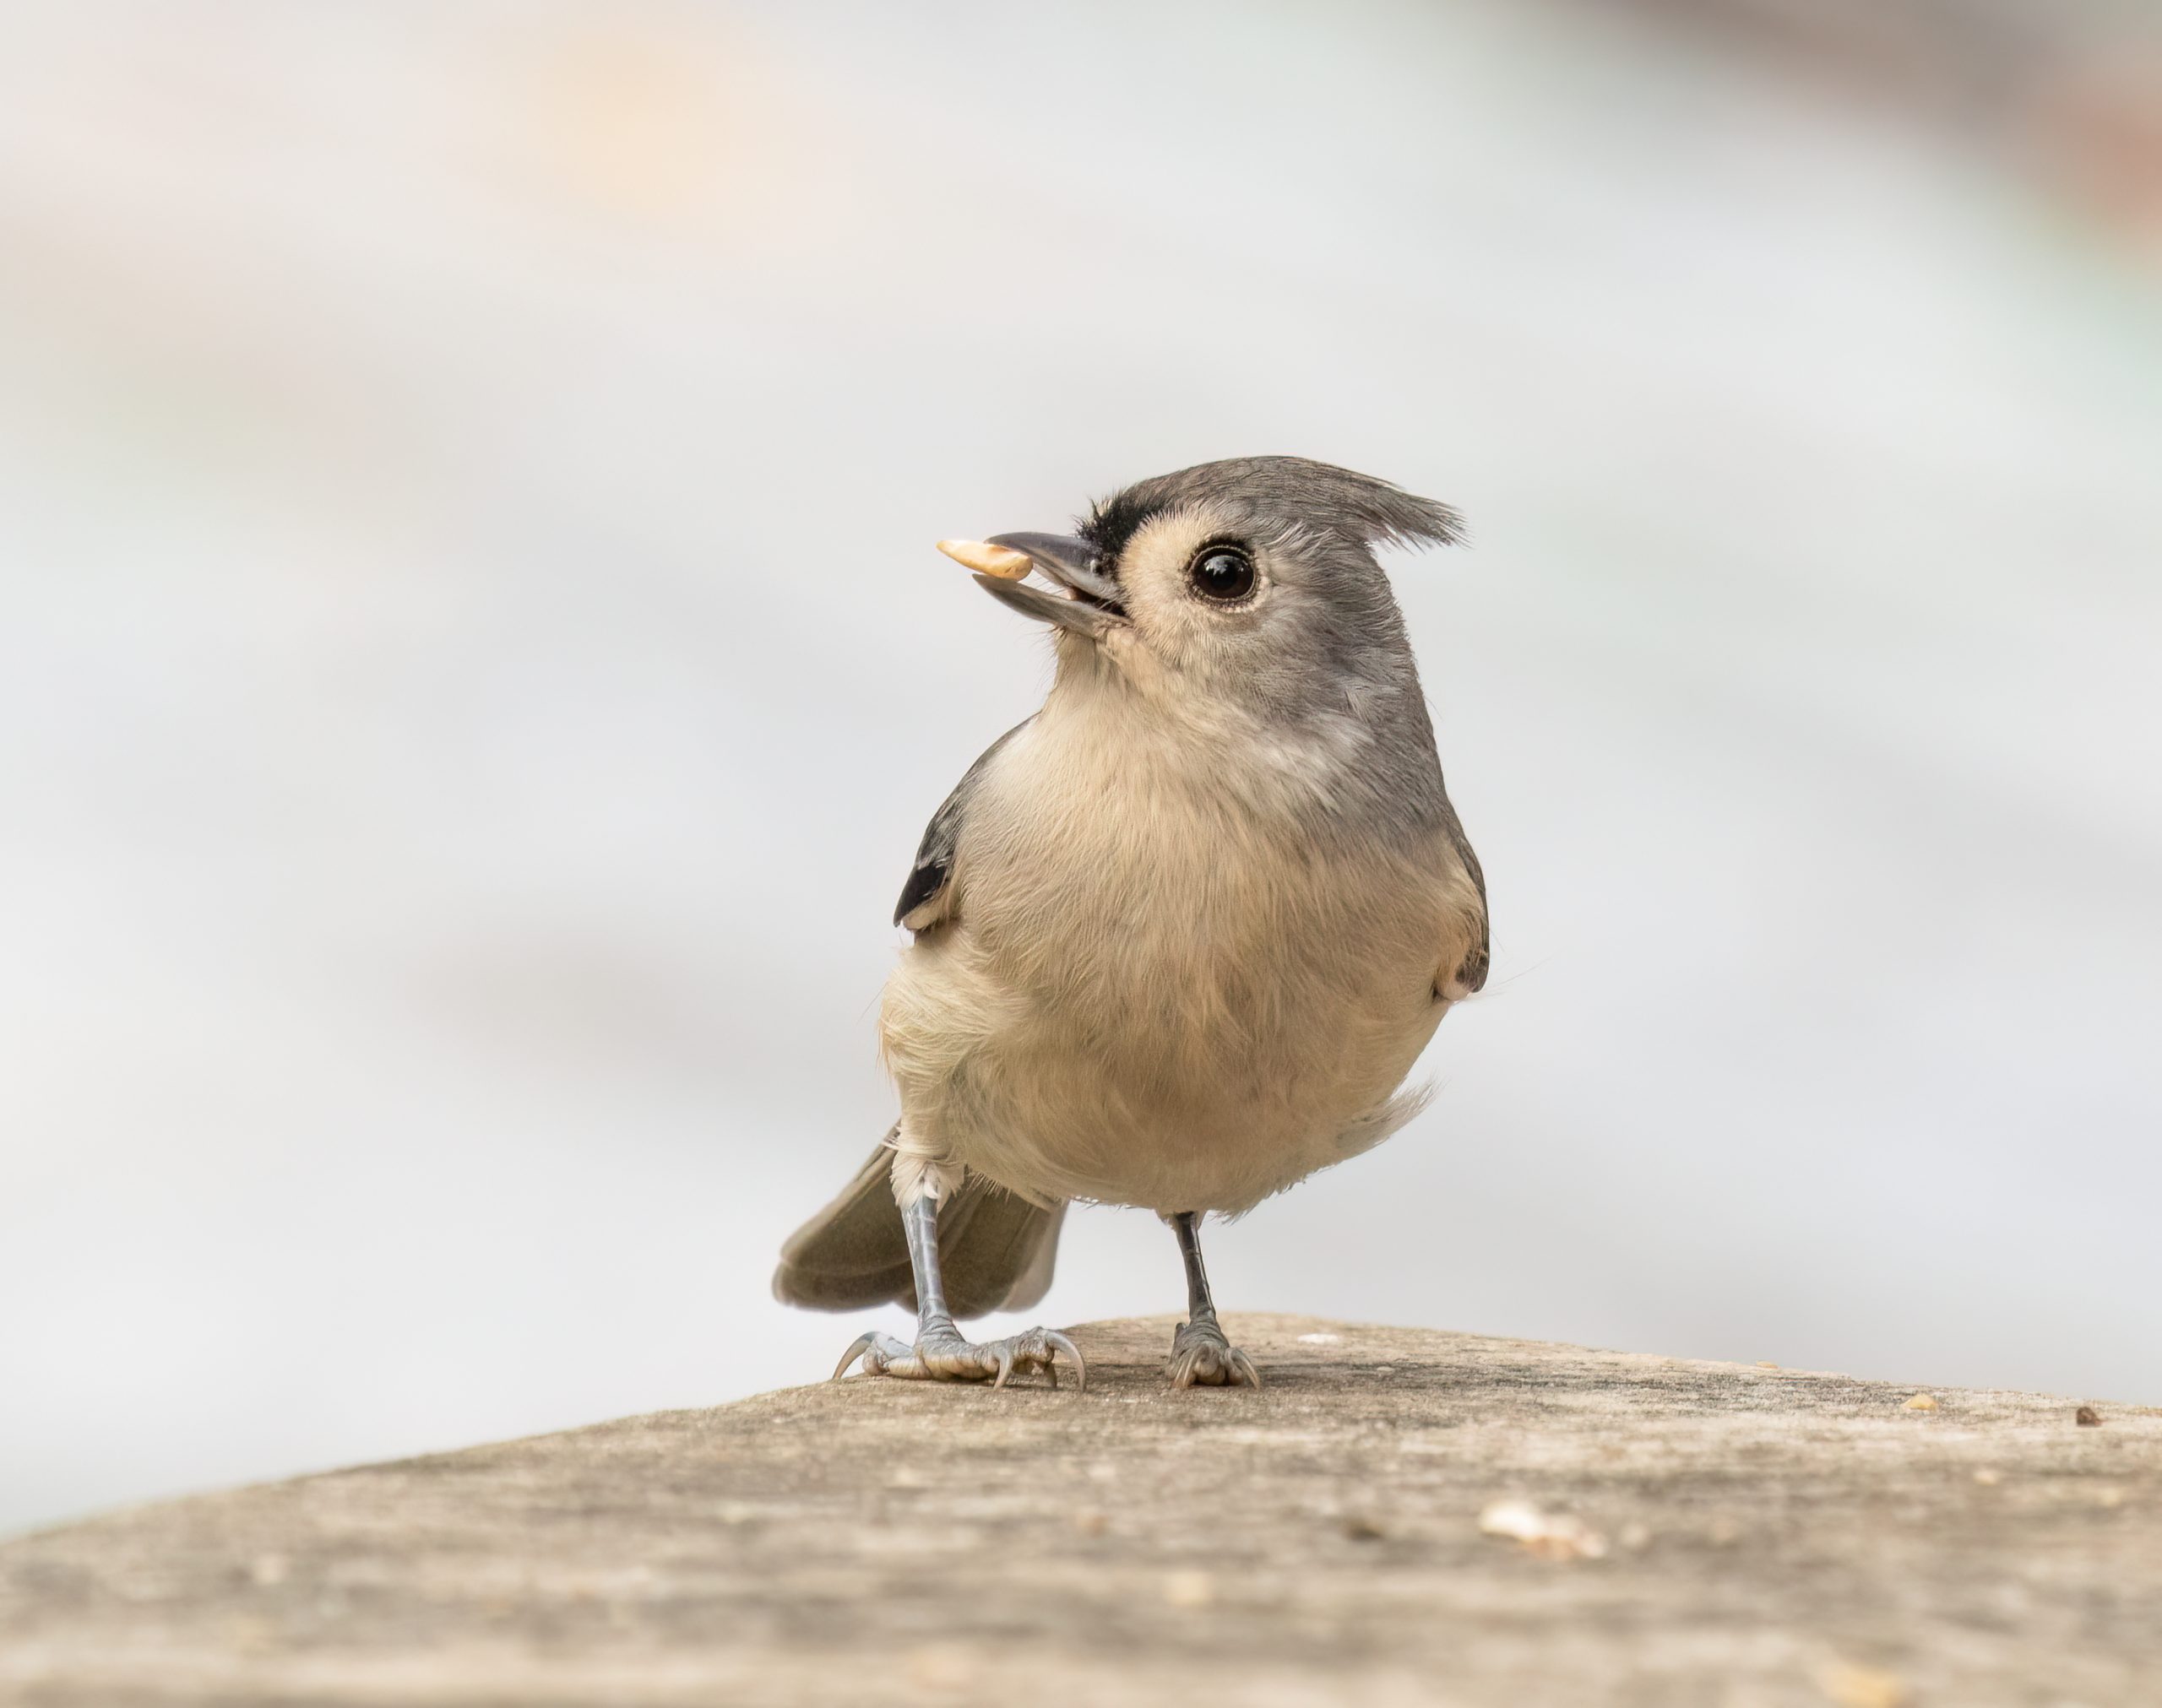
832;1333;877;1381
828;1327;1081;1392
1044;1331;1086;1394
1165;1322;1260;1392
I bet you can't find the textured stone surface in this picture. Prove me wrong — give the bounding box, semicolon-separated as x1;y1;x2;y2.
3;1315;2157;1705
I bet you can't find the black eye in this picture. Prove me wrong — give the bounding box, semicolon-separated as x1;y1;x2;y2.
1187;544;1256;603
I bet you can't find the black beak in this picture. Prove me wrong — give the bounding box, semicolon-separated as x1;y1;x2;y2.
967;532;1124;638
970;573;1116;638
985;533;1122;605
986;533;1125;610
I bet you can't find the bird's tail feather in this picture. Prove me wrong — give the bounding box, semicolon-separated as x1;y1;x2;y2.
772;1131;1066;1319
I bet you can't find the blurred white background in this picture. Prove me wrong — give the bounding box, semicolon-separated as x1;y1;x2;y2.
3;0;2159;1538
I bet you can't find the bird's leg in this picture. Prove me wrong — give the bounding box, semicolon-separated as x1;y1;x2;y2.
1165;1212;1261;1389
832;1190;1083;1391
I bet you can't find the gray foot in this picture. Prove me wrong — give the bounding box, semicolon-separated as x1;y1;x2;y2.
834;1323;1084;1392
1167;1315;1261;1390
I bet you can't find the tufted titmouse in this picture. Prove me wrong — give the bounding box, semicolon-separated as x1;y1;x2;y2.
774;458;1487;1391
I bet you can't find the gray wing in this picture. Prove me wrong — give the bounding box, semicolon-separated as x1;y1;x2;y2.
893;720;1029;930
1440;787;1490;994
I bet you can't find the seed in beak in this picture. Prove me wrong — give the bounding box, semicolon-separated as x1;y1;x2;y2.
936;539;1034;580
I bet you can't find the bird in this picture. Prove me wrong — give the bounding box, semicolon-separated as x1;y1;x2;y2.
772;456;1488;1391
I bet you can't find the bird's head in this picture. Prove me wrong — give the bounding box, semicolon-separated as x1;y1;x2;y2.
957;458;1463;727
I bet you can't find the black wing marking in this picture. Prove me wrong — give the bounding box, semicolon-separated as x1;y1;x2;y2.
893;720;1030;930
1441;788;1490;995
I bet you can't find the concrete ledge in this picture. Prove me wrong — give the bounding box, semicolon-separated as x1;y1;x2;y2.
3;1315;2157;1705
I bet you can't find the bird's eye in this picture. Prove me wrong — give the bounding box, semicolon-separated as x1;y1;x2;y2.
1187;544;1256;603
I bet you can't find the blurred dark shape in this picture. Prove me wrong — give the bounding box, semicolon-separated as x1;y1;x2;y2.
2020;47;2162;252
1608;0;2162;252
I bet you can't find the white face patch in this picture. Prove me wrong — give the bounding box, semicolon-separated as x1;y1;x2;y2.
1101;504;1386;791
1112;502;1298;686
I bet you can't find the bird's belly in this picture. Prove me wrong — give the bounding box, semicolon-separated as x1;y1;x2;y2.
881;887;1448;1214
